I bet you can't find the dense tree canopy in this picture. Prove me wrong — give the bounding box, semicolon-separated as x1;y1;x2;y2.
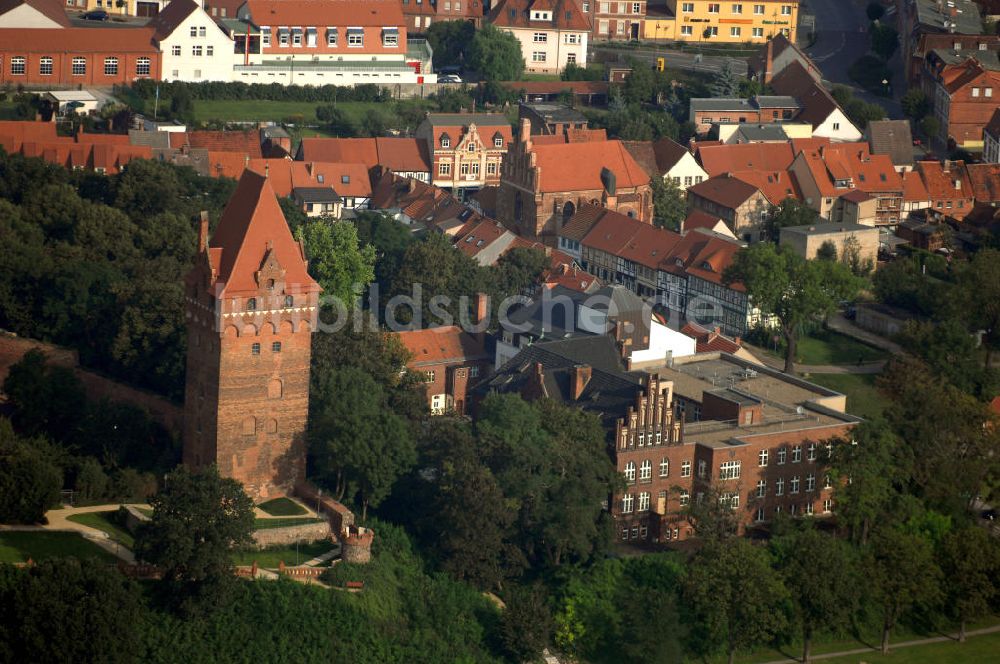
296;219;376;307
468;25;525;81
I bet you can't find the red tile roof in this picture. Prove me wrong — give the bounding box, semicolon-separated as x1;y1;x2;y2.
683;209;726;233
0;27;156;52
680;321;743;353
530;140;649;193
667;230;744;289
915;160;973;201
696;142;796;176
230;159;371;198
185;130;263;158
396;325;488;368
489;0;590;30
209;170;320;297
771;60;850;130
242;0;404;26
732;169;802;205
902;169;930;202
966;163;1000;203
688;174;761;209
296;137;431;173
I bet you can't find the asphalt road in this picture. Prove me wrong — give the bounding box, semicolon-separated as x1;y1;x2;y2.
67;13;150;28
594;46;750;76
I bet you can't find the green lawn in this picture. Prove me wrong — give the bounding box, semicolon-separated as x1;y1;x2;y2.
807;373;890;420
253;517;326;530
66;511;135;548
232;540;335;567
767;329;888;366
521;73;562;81
193;99;322;123
820;630;1000;664
0;531;117;564
258;497;308;517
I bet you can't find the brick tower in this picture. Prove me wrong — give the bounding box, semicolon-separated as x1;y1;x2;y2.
182;170;321;501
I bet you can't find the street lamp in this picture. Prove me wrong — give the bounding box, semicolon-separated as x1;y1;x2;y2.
881;78;889;97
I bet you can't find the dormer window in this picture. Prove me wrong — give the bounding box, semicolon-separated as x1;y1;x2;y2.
531;10;552;20
700;261;712;271
382;27;399;47
493;134;504;147
341;175;350;184
247;297;257;311
468;142;476;152
441;133;451;148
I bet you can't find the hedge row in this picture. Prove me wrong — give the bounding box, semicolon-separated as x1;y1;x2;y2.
121;80;393;103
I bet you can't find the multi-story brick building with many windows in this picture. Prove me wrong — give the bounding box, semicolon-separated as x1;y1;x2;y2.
480;336;860;545
182;170;321;501
415;113;513;193
489;0;591;74
588;0;646;42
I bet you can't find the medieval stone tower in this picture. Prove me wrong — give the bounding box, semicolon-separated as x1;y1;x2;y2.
182;170;321;502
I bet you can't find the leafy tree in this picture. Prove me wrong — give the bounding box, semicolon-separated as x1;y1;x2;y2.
74;457;109;503
816;240;838;261
315;105;358;137
0;559;143;664
772;526;861;662
845;96;887;126
651;176;686;230
354;211;415;292
866;528;943;654
939;526;1000;641
956;248;1000;369
901;88;930;119
840;233;873;276
468;24;525;82
135;465;255;584
683;539;789;664
622;58;657;104
425;20;475;69
0;418;62;524
488;246;548;304
169;83;194;123
561;62;604;81
895;320;997;397
2;349;87;443
500;584;553;661
710;60;741;98
295;219;375;307
764;197;819;241
724;243;861;373
827;421;911;544
309;367;415;520
920;115;940;138
866;1;885;21
870;24;899;61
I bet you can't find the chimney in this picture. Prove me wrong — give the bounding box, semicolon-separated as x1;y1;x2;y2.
198;211;209;253
408;179;417;194
264;162;269;178
519;118;532;145
954;178;962;190
570;364;592;400
474;292;489;327
307;162;314;177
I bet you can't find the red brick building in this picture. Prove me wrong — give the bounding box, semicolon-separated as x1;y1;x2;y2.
0;28;159;86
915;159;974;220
415;113;513;193
587;0;646;41
926;56;1000;150
396;324;491;415
401;0;484;31
183;170;321;501
497;119;652;241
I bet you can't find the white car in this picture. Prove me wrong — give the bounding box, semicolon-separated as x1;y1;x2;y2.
439;74;463;83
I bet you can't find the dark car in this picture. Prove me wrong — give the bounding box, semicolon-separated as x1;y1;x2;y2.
81;9;109;20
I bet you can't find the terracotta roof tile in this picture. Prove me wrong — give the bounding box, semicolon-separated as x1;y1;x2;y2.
902;169;930;202
243;0;404;26
209;170;320;296
0;27;156;52
531;140;649;193
966;163;1000;203
696;142;795;176
915;160;973;200
396;325;488;368
187;130;262;158
489;0;590;30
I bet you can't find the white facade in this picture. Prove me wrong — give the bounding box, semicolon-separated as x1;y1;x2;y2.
662;151;709;192
812;108;863;142
505;27;588;74
157;8;236;82
0;4;64;27
629;319;697;366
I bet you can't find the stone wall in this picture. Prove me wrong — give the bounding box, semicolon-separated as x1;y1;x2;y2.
251;520;332;549
294;481;355;534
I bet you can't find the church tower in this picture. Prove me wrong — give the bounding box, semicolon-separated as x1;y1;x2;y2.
182;170;321;501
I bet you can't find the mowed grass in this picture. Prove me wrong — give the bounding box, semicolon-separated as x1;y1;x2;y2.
819;630;1000;664
66;511;135;548
253;517;326;530
232;540;335;567
794;330;887;365
807;373;890;420
0;531;117;563
257;497;308;517
193;99;322;123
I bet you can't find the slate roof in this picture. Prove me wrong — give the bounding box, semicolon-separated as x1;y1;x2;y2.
866;120;914;167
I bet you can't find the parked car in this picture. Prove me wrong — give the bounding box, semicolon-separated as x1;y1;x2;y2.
81;9;109;20
439;74;462;84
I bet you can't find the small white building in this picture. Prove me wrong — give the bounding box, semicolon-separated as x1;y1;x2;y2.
148;0;237;82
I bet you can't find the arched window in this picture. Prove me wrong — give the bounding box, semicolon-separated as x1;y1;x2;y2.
639;459;652;481
624;461;636;483
247;297;257;311
562;201;575;222
284;295;294;308
266;419;278;433
268;378;282;399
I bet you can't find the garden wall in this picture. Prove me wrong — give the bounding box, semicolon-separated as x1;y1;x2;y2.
251;521;332;548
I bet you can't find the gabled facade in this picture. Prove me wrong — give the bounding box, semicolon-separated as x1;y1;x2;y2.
587;0;645;42
415;113;513;191
0;0;70;28
497;119;652;241
623;137;708;191
927;56;1000;150
401;0;484;31
488;0;591;73
746;32;817;84
396;324;491;415
915;159;974;220
770;60;862;142
686;174;770;241
183;170;321;501
149;0;234;82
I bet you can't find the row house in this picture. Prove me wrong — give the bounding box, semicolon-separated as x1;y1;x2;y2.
396;324;491;416
415;113;513;193
900;0;983;91
0;27;159;85
567;204;752;336
644;0;798;46
489;0;591;74
686;174;771;242
909;33;1000;87
232;0;436;85
688;95;801;135
296;137;432;182
479;336;859;545
926;55;1000;150
401;0;484;32
588;0;645;42
497;119;652;241
914;159;974;220
984;109;1000;163
623;137;709;192
0;122;152;173
789;144;903;226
